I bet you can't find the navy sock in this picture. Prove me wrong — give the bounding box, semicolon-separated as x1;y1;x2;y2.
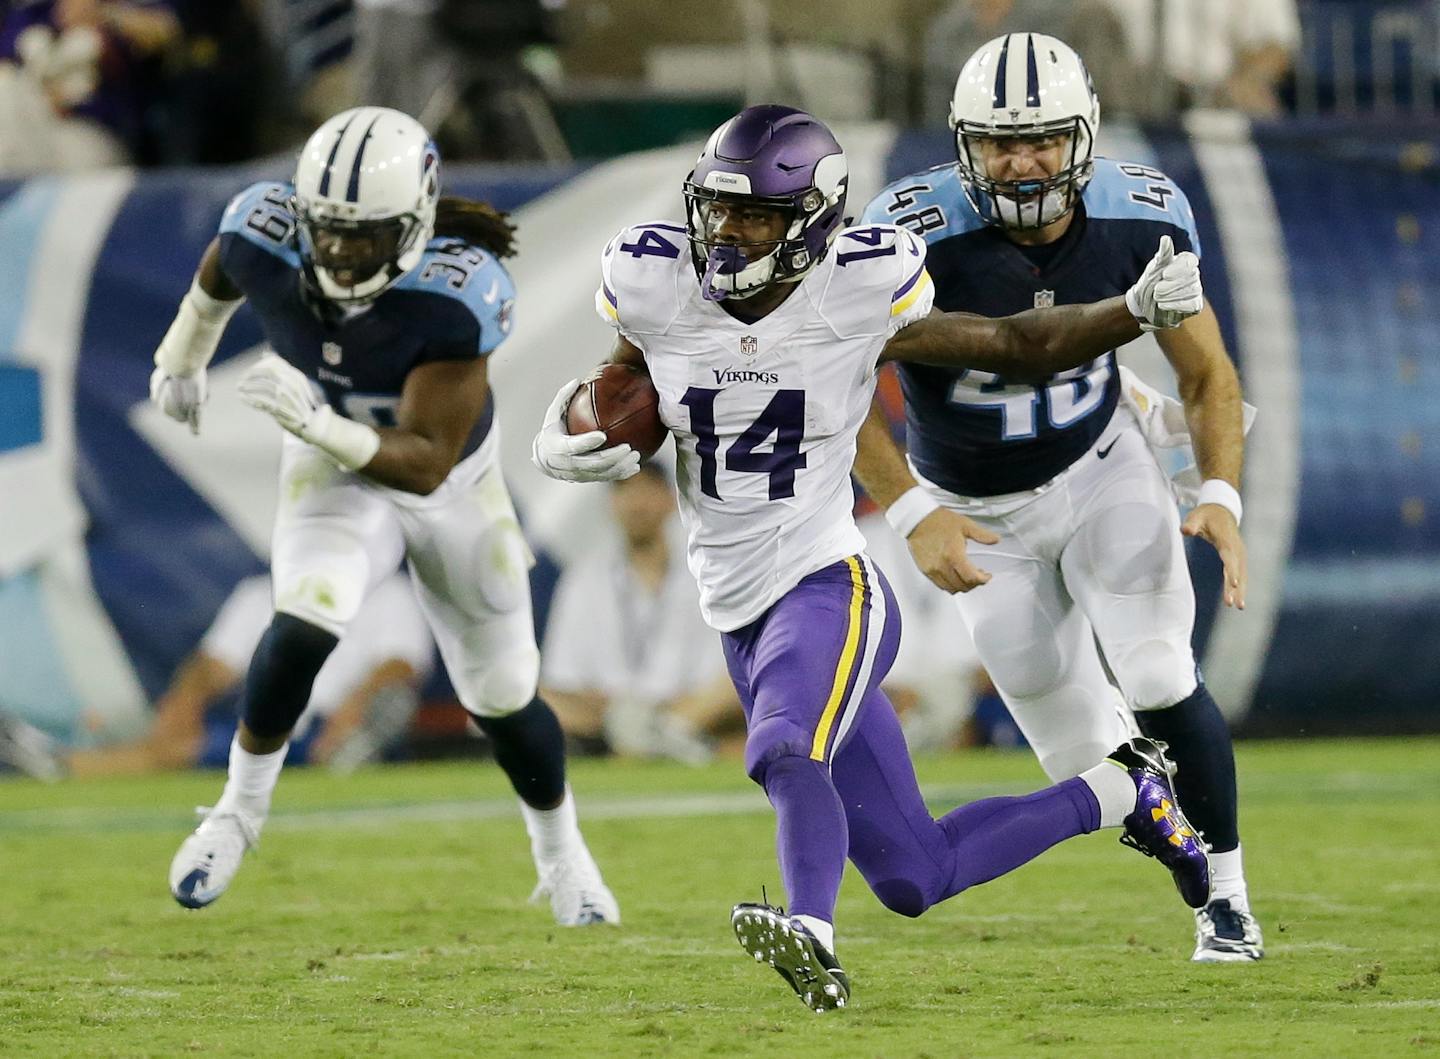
241;614;339;739
472;698;568;809
1135;684;1240;852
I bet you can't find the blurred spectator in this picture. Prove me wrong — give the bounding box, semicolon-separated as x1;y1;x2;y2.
350;0;569;161
156;0;277;164
351;0;452;121
57;572;435;777
923;0;1139;122
0;0;179;175
252;0;354;133
541;463;737;763
856;511;1013;752
1103;0;1300;116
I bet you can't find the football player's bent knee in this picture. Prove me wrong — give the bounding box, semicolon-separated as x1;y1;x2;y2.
1115;640;1196;711
869;879;931;918
744;716;816;783
461;645;540;719
272;575;364;637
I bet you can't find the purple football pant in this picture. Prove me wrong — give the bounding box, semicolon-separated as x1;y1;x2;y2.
723;553;1102;924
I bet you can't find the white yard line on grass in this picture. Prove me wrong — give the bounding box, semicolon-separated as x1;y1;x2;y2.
0;782;1030;835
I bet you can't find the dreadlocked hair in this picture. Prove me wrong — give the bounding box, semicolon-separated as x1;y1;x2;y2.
433;196;517;259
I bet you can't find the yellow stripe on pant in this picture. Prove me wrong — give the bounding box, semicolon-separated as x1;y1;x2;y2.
810;556;867;761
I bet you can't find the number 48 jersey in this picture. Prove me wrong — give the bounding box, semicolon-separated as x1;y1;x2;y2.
596;221;934;631
861;157;1202;497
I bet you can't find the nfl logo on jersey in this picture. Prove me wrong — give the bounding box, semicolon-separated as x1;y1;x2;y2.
322;341;343;365
1034;290;1055;309
739;335;759;358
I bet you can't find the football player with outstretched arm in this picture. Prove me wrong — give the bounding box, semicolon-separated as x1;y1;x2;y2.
856;34;1261;962
150;107;618;925
533;104;1210;1012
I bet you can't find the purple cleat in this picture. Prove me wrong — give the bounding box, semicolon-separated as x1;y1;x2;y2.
1107;736;1212;908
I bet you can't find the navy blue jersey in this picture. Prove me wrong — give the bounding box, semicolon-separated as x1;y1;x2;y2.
861;158;1201;496
217;181;516;456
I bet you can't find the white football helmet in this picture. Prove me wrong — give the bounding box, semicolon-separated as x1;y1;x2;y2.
291;106;440;303
949;33;1099;230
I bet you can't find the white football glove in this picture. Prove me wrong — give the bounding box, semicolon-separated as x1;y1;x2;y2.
1124;235;1204;331
531;377;640;483
149;366;207;435
238;353;379;470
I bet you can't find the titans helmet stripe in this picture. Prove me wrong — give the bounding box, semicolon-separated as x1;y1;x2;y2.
1025;33;1041;107
317;113;356;197
346;114;383;203
992;34;1012;107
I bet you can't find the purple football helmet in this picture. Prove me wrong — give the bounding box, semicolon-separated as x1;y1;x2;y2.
682;105;848;301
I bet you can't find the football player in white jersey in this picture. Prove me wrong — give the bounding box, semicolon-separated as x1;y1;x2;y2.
149;107;617;925
855;34;1262;961
534;104;1213;1012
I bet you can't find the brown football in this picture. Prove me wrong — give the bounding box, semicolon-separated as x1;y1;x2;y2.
564;363;668;458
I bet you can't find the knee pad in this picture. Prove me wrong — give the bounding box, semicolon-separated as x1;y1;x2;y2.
273;568;368;637
1116;640;1198;711
744;715;816;783
458;643;540;719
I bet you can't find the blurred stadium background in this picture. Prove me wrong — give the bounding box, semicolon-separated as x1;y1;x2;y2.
2;0;1436;752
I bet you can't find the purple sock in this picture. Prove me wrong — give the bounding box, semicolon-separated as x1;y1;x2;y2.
938;777;1101;896
763;755;848;921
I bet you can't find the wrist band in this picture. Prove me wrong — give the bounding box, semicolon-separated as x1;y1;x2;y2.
884;486;940;538
1197;479;1243;526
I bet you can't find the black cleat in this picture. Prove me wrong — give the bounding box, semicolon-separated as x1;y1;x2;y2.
732;902;849;1013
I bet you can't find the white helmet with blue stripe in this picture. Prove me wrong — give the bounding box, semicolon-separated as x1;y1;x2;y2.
292;106;441;303
949;33;1099;230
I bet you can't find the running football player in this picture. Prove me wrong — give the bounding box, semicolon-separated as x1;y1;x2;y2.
533;104;1210;1011
150;106;618;925
856;34;1261;962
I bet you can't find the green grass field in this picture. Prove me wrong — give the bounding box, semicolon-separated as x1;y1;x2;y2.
2;737;1438;1058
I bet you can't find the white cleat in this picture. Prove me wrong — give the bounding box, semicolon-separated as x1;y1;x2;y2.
1192;899;1264;962
531;843;620;926
168;807;262;909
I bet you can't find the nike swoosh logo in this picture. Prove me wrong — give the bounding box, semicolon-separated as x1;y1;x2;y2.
1097;438;1119;459
481;279;500;304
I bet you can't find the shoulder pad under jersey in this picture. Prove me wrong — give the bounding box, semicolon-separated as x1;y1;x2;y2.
813;223;932;339
218;180;301;267
596;222;690;335
392;239;517;354
862;165;985;245
1083;157;1202;257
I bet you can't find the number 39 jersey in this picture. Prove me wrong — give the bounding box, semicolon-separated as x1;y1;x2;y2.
861;157;1202;497
596;221;935;631
217;181;516;459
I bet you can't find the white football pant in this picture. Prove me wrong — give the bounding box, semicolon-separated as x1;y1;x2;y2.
269;430;540;718
919;406;1200;781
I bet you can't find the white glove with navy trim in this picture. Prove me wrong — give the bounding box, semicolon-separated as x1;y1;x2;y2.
531;377;639;483
1125;235;1204;331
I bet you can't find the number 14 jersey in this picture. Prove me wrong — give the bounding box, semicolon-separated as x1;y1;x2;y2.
596;222;935;631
